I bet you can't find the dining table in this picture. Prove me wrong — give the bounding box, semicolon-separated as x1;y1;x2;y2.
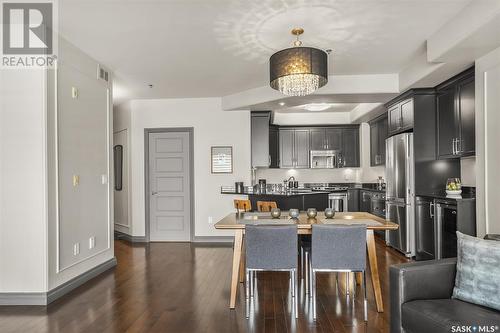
214;211;399;313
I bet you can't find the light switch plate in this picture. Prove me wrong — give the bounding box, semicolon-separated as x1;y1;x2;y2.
101;174;108;184
72;87;78;99
89;236;95;249
73;175;80;187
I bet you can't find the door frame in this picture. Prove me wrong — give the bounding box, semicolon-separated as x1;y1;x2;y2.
144;127;195;242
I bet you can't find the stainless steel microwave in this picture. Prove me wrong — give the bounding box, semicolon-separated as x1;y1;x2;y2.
310;150;341;168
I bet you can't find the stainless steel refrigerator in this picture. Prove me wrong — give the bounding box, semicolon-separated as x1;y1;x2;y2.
385;133;415;257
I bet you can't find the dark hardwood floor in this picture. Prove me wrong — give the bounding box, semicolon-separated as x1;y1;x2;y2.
0;238;408;333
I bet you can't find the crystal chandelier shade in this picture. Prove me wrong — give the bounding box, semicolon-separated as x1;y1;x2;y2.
269;38;328;96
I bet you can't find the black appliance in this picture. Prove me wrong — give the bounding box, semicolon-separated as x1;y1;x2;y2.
415;195;476;261
435;200;458;259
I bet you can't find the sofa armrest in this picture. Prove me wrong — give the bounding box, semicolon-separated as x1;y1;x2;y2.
390;258;457;333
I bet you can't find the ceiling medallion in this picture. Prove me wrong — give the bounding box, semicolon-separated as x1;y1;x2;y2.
269;28;328;96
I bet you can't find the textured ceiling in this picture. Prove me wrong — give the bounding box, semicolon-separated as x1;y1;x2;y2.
58;0;471;100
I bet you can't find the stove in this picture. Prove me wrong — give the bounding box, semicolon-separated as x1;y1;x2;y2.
310;185;349;192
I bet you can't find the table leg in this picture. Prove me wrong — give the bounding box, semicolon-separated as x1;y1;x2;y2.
230;229;244;309
366;229;383;312
355;272;362;285
239;238;245;283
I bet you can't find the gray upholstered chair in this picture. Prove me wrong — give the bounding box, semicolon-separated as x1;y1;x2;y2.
245;224;298;319
310;224;367;321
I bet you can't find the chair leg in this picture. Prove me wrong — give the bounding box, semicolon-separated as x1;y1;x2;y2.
294;270;298;319
345;272;350;295
246;270;250;319
304;251;309;294
363;271;368;322
250;271;254;298
300;247;304;281
309;257;313;298
312;270;317;320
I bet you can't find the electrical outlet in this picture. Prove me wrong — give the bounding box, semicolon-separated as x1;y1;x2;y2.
208;216;213;224
73;243;80;256
89;236;95;249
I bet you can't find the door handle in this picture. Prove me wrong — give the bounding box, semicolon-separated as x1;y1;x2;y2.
152;191;158;195
268;155;271;167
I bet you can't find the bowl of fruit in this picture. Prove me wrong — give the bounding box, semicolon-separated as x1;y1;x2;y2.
446;178;462;195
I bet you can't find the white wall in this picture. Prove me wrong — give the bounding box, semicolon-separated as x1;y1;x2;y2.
255;123;385;184
119;98;251;238
113;101;132;235
460;157;476;186
0;69;48;292
46;38;114;290
476;46;500;237
0;36;113;296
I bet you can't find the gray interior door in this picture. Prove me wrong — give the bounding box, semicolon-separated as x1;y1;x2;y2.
148;131;191;241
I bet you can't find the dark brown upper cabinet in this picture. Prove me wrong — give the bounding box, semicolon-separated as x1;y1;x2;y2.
369;114;388;166
341;127;360;167
279;128;310;169
388;98;414;135
436;68;475;159
309;128;342;150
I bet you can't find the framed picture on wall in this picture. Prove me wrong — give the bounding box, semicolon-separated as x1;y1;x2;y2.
211;146;233;174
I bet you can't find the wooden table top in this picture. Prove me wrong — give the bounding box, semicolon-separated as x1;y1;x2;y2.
215;211;399;231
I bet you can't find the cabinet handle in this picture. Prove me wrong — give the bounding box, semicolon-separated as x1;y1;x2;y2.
458;139;462;153
452;138;456;155
430;201;434;218
268;155;271;167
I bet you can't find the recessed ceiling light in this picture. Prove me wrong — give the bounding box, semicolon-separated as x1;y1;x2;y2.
279;102;285;106
303;103;333;111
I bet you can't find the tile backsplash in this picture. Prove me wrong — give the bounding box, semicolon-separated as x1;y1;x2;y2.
255;166;385;185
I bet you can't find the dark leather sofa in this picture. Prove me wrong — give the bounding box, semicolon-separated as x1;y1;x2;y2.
390;258;500;333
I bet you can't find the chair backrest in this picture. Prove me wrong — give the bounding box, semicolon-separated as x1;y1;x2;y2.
234;199;252;212
311;224;366;271
256;201;278;212
245;225;298;270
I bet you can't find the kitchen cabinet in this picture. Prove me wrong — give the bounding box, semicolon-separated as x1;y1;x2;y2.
341;127;360;167
309;128;342;150
388;98;414;135
279;129;295;168
251;112;279;168
310;129;326;150
326;128;342;150
369;114;388;166
269;125;279;168
360;190;371;212
279;128;310;168
251;112;270;167
347;189;359;212
294;129;310;168
415;196;435;261
436;67;475;159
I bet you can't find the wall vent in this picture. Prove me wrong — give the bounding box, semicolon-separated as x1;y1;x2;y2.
97;64;109;82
